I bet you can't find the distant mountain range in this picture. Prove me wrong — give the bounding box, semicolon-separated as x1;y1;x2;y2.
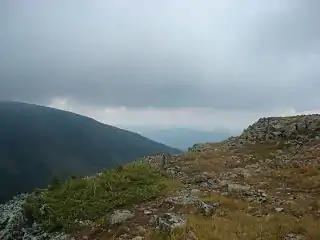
0;101;180;203
140;127;233;150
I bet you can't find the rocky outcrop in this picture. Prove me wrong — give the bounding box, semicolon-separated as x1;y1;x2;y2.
142;153;180;170
188;143;213;152
0;194;68;240
0;194;26;240
230;114;320;145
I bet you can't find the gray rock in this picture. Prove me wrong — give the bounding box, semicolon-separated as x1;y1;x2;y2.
0;194;69;240
74;219;94;227
193;174;208;184
155;213;186;232
243;189;267;204
165;191;198;205
132;236;143;240
199;182;209;189
190;189;201;196
230;115;320;145
197;201;219;217
227;183;251;193
274;207;284;212
143;210;152;215
284;233;306;240
136;226;147;235
109;209;134;225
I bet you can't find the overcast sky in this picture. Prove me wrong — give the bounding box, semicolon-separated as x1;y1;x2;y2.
1;0;319;132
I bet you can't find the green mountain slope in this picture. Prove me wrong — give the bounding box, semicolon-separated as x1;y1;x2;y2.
0;101;180;203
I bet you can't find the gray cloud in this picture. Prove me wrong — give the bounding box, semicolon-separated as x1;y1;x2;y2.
0;0;319;111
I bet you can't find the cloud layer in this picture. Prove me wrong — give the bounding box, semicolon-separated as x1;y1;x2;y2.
1;0;319;130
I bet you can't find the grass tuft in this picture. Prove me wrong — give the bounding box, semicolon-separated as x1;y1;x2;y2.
151;212;320;240
23;162;178;232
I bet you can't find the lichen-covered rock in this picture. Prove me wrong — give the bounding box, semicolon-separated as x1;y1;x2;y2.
165;191;198;205
230;115;320;145
155;213;186;232
109;209;134;225
131;236;143;240
0;194;27;240
284;233;306;240
246;190;267;204
0;194;69;240
193;174;209;184
227;183;251;193
190;189;201;196
197;201;219;217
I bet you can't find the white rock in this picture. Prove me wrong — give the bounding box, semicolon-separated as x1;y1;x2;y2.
143;210;152;215
109;209;134;225
275;207;284;212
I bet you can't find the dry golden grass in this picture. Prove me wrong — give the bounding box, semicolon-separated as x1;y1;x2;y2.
152;210;320;240
269;165;320;191
149;142;320;239
200;194;249;211
180;142;293;174
149;137;320;240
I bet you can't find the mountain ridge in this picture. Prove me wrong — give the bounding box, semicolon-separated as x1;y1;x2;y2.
0;101;180;203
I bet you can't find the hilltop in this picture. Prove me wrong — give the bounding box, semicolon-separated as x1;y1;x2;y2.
1;114;320;240
0;101;180;203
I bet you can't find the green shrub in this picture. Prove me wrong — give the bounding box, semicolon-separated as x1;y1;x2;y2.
23;162;177;232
